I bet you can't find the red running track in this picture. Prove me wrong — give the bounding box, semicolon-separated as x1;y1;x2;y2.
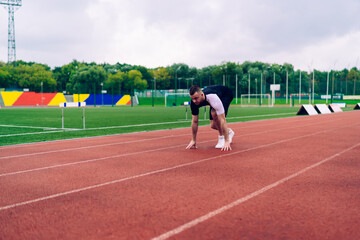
0;111;360;239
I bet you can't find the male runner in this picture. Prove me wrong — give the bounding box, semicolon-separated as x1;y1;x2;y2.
186;85;234;151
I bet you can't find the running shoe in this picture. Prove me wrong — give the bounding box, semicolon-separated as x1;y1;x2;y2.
215;135;225;148
229;128;234;143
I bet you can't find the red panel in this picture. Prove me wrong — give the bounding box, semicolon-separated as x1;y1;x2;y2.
13;92;57;106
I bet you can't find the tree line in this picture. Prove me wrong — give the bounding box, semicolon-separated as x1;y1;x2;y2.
1;60;360;96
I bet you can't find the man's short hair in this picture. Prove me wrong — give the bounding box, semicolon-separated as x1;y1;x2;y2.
189;85;201;95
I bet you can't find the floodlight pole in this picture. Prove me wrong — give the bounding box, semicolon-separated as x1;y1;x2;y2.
312;71;315;104
0;0;22;65
299;71;302;104
41;81;43;106
286;71;288;104
255;78;258;105
101;82;103;105
152;77;156;107
248;73;250;103
235;74;238;104
331;70;335;103
326;71;329;104
175;66;181;92
260;73;263;105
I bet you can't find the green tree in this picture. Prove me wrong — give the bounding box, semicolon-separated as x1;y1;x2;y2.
153;67;171;89
126;70;148;92
347;68;360;95
0;63;12;88
15;64;56;92
69;65;107;94
106;71;125;95
53;60;85;93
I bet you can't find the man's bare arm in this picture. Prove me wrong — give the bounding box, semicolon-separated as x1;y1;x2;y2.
186;115;199;149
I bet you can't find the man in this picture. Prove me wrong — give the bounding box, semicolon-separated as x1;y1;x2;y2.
186;85;234;151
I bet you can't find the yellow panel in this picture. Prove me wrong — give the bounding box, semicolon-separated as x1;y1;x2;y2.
80;94;90;102
1;91;23;106
48;93;67;106
116;95;131;105
73;94;89;102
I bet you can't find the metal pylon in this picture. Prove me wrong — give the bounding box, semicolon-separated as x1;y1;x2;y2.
1;0;22;65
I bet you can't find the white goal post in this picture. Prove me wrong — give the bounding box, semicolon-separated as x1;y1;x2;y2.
240;94;271;106
164;92;191;107
289;93;311;106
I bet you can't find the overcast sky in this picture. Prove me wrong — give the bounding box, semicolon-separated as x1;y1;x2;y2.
1;0;360;71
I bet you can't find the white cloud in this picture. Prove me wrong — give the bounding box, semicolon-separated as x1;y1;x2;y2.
0;0;360;70
263;30;360;71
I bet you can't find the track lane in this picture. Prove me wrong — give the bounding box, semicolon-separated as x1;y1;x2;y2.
0;115;357;207
0;111;359;239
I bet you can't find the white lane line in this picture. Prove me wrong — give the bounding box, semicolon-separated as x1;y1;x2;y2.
0;116;337;160
152;141;360;240
1;123;358;210
226;112;295;120
0;135;181;160
83;113;297;130
0;114;321;150
0;120;340;177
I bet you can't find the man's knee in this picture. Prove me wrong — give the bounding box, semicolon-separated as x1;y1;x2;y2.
211;109;217;120
210;120;217;130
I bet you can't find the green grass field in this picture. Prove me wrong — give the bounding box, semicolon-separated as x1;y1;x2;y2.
0;103;356;146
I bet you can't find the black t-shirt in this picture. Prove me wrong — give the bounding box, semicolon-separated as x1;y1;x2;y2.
190;85;233;116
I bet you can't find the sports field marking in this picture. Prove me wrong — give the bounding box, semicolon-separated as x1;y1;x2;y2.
0;128;81;138
0;124;78;133
0;115;305;149
152;141;360;240
0;115;327;159
0;135;179;160
0;119;339;176
226;112;295;120
83;112;296;130
0;124;62;130
0;130;63;138
176;112;296;122
1;112;296;139
1;122;358;210
0;117;300;159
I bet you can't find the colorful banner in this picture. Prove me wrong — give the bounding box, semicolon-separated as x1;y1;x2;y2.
73;94;131;106
0;92;131;107
1;92;66;106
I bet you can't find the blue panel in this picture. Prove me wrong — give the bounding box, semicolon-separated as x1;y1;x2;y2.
84;94;124;105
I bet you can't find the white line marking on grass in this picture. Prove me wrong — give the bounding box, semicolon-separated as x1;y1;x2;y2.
0;116;301;149
83;113;296;130
0;112;301;143
1;123;358;210
0;128;82;138
0;124;60;130
0;131;64;138
151;141;360;240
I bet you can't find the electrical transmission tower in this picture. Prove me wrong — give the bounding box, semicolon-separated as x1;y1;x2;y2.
0;0;22;65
